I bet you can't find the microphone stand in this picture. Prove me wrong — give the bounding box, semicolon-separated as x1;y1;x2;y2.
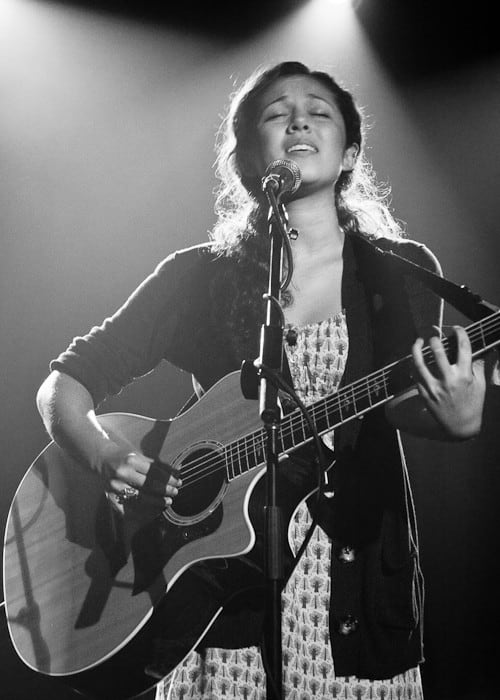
255;184;293;700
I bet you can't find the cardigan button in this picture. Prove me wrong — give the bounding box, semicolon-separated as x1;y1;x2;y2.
335;545;356;563
335;614;359;636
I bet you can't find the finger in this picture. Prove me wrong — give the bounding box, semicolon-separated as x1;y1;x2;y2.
108;454;152;491
140;476;181;499
148;461;182;487
132;490;176;510
427;334;452;377
472;357;486;386
107;452;182;501
453;326;472;368
412;337;438;388
414;380;432;404
122;452;154;476
108;479;178;510
107;491;125;514
483;349;499;380
109;477;139;496
107;489;172;514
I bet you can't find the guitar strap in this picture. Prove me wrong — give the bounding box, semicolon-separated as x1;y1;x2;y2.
178;231;494;420
357;234;499;321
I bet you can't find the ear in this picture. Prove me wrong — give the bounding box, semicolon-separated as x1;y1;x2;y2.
342;144;359;172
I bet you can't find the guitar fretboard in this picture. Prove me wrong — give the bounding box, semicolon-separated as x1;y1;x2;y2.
224;311;500;480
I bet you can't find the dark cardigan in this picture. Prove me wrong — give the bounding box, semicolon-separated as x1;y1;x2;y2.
326;233;440;677
51;233;442;679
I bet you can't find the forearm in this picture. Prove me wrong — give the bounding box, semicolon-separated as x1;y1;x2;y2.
37;371;179;508
36;370;114;472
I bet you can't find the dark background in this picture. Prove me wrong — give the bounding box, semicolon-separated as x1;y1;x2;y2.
1;1;499;698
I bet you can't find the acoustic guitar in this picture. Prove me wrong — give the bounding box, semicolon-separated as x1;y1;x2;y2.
3;311;499;699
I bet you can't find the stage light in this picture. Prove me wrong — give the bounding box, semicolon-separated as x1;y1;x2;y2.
310;0;364;10
316;0;361;7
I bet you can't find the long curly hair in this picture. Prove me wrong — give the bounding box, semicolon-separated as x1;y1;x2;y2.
211;61;403;254
207;61;404;361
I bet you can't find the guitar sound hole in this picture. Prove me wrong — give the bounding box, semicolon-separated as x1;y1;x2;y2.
173;447;226;518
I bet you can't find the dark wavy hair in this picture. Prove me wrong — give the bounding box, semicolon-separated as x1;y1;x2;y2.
207;62;403;361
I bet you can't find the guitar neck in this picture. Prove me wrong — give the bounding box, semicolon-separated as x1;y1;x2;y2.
226;311;500;477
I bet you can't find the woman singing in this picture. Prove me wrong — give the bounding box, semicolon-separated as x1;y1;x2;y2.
37;62;488;699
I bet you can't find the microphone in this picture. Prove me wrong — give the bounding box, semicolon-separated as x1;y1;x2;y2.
261;159;302;198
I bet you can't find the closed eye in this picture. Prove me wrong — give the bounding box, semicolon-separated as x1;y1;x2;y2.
265;112;288;120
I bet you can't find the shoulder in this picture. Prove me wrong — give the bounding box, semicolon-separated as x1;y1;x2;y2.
153;242;220;277
132;242;226;299
373;235;444;332
373;235;442;276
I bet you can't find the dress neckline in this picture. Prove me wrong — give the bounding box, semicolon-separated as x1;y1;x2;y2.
284;310;346;332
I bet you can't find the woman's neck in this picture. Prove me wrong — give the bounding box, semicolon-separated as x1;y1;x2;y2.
285;190;344;260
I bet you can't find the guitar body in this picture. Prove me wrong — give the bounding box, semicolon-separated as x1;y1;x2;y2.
5;311;498;698
3;371;316;699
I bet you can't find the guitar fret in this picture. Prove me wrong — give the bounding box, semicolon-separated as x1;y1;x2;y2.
236;438;247;477
330;394;342;426
234;440;242;478
350;384;358;415
239;436;248;474
299;414;308;442
283;411;306;452
336;390;345;423
317;398;331;432
351;378;370;414
226;312;500;484
479;320;486;350
484;317;500;350
338;385;355;421
231;432;267;477
281;418;295;451
257;436;265;465
225;445;235;481
359;377;373;409
368;372;389;403
246;438;253;471
250;435;259;469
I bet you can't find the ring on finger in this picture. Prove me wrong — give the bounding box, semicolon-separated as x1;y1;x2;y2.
116;485;140;505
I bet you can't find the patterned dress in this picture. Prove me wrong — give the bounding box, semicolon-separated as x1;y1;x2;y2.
160;314;423;700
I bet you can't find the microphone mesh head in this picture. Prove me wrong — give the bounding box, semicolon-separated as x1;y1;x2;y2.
264;159;302;195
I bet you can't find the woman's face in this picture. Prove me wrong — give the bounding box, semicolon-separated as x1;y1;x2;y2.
244;74;357;195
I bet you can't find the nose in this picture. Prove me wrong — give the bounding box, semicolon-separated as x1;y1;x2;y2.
287;110;311;133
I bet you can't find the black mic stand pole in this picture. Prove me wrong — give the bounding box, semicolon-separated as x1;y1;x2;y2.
257;185;292;700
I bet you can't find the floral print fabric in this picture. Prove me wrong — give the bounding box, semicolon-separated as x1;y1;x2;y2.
161;315;423;700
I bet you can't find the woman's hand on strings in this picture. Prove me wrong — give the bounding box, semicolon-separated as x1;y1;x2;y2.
412;326;486;439
100;441;182;514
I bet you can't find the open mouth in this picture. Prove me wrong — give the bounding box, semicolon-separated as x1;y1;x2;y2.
286;144;317;154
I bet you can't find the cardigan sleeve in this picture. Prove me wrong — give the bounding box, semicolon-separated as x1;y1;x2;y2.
50;244;214;406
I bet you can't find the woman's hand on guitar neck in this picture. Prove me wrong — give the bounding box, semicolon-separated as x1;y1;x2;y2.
411;325;487;440
386;326;490;441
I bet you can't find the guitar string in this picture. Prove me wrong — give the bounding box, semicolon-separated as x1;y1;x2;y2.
174;333;499;494
174;316;500;490
174;360;398;489
173;315;500;491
